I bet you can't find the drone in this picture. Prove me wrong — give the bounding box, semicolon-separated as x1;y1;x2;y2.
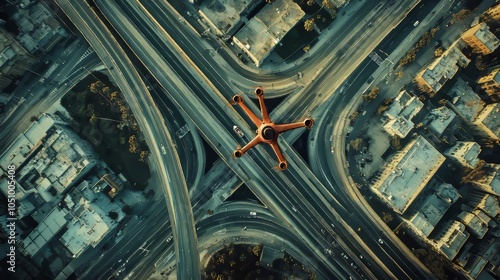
231;87;314;170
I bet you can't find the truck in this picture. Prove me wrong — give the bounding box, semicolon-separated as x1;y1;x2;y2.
39;63;59;83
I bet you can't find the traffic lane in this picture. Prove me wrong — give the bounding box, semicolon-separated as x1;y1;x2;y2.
58;1;199;278
106;0;249;140
195;201;335;279
96;0;390;278
122;0;260;134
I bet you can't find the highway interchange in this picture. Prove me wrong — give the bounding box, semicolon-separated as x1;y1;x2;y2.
0;0;467;279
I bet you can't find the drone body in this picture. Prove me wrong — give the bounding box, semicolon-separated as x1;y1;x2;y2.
231;87;314;170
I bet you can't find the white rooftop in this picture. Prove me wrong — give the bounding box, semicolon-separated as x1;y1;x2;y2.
233;0;304;66
199;0;253;35
474;103;500;139
410;183;460;237
60;208;109;257
447;78;484;121
418;43;470;92
444;141;482;169
20;208;68;257
424;106;457;136
435;220;470;260
371;136;446;214
466;22;500;53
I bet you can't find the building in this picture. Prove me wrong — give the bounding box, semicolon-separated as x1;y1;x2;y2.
461;22;500;55
484;4;500;21
370;136;446;214
0;114;97;211
466;163;500;196
198;0;257;37
0;27;38;91
462;191;499;219
11;2;69;54
447;78;485;122
59;187;110;258
457;210;489;239
433;220;470;260
415;42;470;93
19;207;68;257
232;0;305;67
477;67;500;102
407;182;460;237
444;141;482;169
382;90;424;138
472;103;500;141
423;106;457;138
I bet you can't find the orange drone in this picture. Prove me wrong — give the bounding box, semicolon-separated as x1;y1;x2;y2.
231;87;314;170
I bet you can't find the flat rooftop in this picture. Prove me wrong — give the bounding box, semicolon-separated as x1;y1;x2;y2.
233;0;304;66
372;136;446;214
447;78;484;121
410;183;460;237
199;0;252;34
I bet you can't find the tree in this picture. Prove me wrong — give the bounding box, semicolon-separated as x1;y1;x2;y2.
89;81;104;94
382;212;393;223
453;9;470;21
395;71;404;80
304;18;315;32
122;205;133;215
30;116;38;122
307;0;314;6
108;211;118;220
350;138;364;151
363;86;380;101
434;47;443;57
390;135;402;150
303;45;311;52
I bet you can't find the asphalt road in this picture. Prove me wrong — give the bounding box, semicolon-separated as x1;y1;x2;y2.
54;0;201;278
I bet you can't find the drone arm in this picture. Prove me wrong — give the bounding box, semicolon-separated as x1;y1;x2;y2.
269;141;288;170
255;87;271;123
232;95;262;127
275;118;314;133
239;135;263;154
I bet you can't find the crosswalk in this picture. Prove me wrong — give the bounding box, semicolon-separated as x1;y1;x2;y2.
77;47;94;64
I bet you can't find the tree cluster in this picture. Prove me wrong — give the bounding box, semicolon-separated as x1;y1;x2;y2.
304;18;315;31
363;86;380;101
399;27;440;67
376;98;394;115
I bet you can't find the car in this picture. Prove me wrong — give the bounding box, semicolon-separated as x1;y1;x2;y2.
331;147;335;154
233;125;244;137
414;21;419;27
292;206;297;212
250;211;257;216
118;259;122;263
378;238;384;244
367;22;373;27
166;235;173;242
161;145;166;155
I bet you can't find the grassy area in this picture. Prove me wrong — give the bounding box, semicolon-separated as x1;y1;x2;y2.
61;72;150;190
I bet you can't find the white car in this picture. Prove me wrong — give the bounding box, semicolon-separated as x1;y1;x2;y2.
166;235;173;242
249;211;257;216
414;21;419;27
161;145;166;155
233;125;244;137
378;238;384;244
